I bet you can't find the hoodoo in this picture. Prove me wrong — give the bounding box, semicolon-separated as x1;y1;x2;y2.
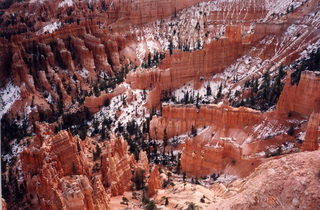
1;0;320;209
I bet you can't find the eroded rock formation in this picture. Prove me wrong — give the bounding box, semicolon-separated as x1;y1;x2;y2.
2;199;7;210
126;26;243;109
52;130;88;176
1;0;320;209
180;137;263;178
18;123;104;209
277;71;320;116
181;138;242;176
210;150;320;209
101;134;135;196
301;112;320;151
150;103;264;141
147;165;161;197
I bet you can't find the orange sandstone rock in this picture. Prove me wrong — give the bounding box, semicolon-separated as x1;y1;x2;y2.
150;104;262;141
181;138;243;178
1;199;7;210
126;27;242;94
101;134;135;196
277;71;320;116
147;165;161;197
301;112;320;152
52;130;88;176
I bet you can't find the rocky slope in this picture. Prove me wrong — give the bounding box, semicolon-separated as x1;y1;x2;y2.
149;150;320;210
209;150;320;210
1;0;320;209
2;122;160;209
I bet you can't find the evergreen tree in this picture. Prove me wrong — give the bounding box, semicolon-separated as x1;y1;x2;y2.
191;125;197;137
186;202;198;210
72;162;77;174
182;171;187;182
93;144;102;161
206;83;211;96
133;169;146;190
216;83;222;98
145;200;157;210
163;128;168;155
287;125;294;136
168;40;173;56
196;92;200;108
263;70;270;88
176;153;181;174
184;91;189;104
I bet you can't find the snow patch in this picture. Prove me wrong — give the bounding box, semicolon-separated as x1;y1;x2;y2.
133;0;263;62
2;139;24;163
296;131;306;141
78;68;89;79
89;83;150;135
252;118;286;140
58;0;73;8
45;93;55;104
43;22;61;34
263;0;305;22
0;82;21;120
297;38;320;61
215;174;238;184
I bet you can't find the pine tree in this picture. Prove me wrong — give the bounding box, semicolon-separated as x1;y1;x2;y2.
206;83;211;96
182;171;187;182
287;125;294;136
134;169;146;190
176;153;181;174
168;40;173;56
147;52;152;67
163;128;168;155
191;125;197;137
72;162;77;174
216;83;222;98
184;91;189;104
196;92;200;108
93;144;102;161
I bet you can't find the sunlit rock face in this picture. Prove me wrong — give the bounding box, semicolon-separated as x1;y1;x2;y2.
301;113;320;152
277;71;320;116
1;0;320;209
17;123;109;209
101;134;135;196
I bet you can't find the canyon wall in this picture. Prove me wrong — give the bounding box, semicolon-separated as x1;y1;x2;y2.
101;134;136;196
84;85;126;114
301;112;320;152
277;70;320;116
12;123;161;209
18;123;111;209
2;120;162;209
149;103;262;141
147;165;161;197
126;25;243;94
180;138;242;177
0;0;211;38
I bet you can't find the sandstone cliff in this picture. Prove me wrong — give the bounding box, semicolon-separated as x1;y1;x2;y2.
1;199;7;210
209;150;320;209
150;101;307;178
2;0;320;209
180;138;242;176
301;112;320;151
147;165;161;197
101;134;135;196
18;123;108;209
150;103;264;141
277;71;320;116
